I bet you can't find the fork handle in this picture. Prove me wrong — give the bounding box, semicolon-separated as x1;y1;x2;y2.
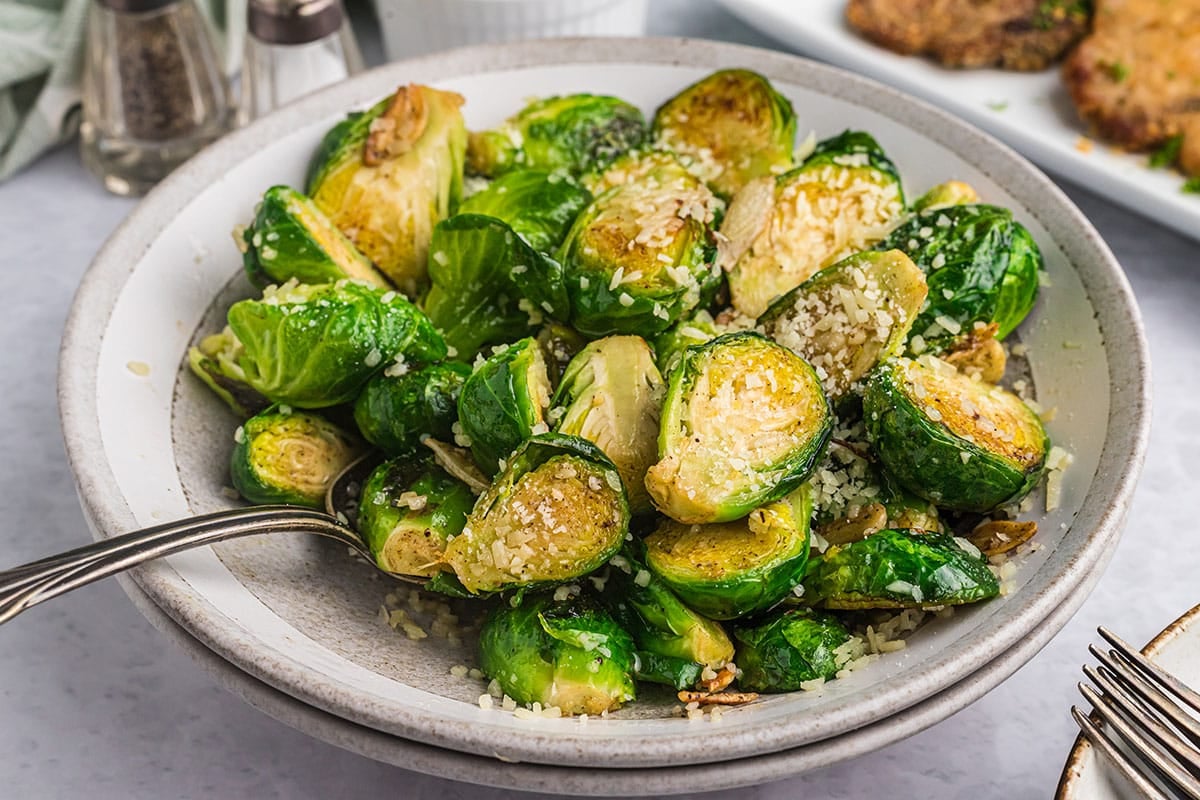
0;506;355;624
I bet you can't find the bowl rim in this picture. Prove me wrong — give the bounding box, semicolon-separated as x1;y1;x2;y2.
58;35;1152;768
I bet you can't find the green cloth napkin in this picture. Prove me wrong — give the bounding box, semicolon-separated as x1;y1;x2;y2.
0;0;243;181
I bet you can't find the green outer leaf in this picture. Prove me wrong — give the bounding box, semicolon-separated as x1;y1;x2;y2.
458;170;593;253
874;204;1043;347
227;281;447;408
187;343;269;418
863;359;1048;512
353;361;470;457
479;593;636;714
305;97;390;193
357;458;474;575
230;409;363;508
456;338;550;475
733;608;852;692
795;130;904;201
241;185;386;290
423;214;570;361
803;528;1000;609
651;311;720;377
644;484;814;620
633;651;704;690
650;332;833;522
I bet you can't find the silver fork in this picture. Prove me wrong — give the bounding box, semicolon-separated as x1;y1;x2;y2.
1072;626;1200;800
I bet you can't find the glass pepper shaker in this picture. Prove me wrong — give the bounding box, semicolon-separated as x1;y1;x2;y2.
237;0;363;126
80;0;231;196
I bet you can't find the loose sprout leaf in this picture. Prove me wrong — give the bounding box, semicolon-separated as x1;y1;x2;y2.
423;214;570;362
458;169;593;253
632;651;705;690
912;180;980;212
353;361;470;458
188;336;270;418
307;84;467;296
646;332;832;524
874;203;1042;347
651;310;721;378
803;528;1000;609
733;608;853;692
230;409;365;508
727;131;906;317
643;485;814;620
467;94;648;178
864;356;1049;513
652;68;797;198
240;185;388;290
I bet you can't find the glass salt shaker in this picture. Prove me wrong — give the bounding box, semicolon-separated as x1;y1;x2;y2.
80;0;231;196
237;0;363;126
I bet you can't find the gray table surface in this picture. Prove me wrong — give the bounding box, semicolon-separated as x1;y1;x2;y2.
2;2;1197;797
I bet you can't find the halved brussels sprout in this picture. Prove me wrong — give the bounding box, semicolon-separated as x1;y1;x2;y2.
864;356;1049;512
238;185;388;290
605;546;735;668
188;330;269;418
913;180;980;212
422;214;569;361
307;84;467;296
479;592;636;715
353;361;470;458
442;434;629;594
467;94;647;178
874;204;1042;349
733;608;853;692
726;131;906;317
645;332;832;524
230;409;365;508
212;280;446;408
759;250;929;398
652;68;797;198
552;336;664;514
357;458;475;576
558;152;721;338
651;310;720;378
458;169;593;253
642;485;813;620
803;528;999;609
456;337;552;476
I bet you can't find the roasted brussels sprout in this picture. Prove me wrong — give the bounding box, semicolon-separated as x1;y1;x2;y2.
643;485;813;620
733;608;853;692
456;337;552;475
913;180;980;212
726;131;906;317
864;356;1049;512
479;592;637;715
652;68;797;198
238;185;388;290
759;250;929;398
307;84;467;296
188;330;269;418
357;458;475;576
874;204;1042;349
552;336;664;514
645;332;832;524
651;310;720;377
558;152;721;338
467;94;647;178
604;546;735;668
422;214;570;361
353;361;470;458
458;169;593;252
803;528;1000;609
230;408;365;508
442;434;629;594
213;280;446;408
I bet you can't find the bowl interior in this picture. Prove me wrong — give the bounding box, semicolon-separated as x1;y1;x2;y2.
67;41;1142;769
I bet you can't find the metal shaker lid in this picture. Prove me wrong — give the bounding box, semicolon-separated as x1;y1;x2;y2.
96;0;180;13
247;0;345;45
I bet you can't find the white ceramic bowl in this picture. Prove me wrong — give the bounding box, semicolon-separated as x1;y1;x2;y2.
59;38;1150;774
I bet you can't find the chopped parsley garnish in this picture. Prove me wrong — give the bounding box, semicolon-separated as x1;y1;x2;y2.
986;100;1009;112
1103;60;1130;83
1183;177;1200;195
1149;136;1183;168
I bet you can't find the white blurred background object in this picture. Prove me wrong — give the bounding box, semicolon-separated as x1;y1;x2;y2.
372;0;648;60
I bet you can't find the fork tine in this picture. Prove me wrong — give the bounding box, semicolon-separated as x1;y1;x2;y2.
1085;665;1200;777
1072;706;1175;800
1099;627;1200;716
1079;683;1200;800
1089;643;1200;750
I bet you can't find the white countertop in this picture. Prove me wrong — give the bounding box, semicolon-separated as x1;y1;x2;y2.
2;2;1197;797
